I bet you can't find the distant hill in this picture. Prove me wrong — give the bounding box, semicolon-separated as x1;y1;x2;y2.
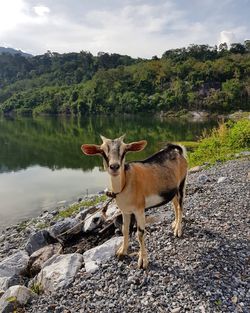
0;47;32;58
0;43;249;115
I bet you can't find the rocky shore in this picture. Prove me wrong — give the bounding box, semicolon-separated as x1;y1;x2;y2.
0;158;249;313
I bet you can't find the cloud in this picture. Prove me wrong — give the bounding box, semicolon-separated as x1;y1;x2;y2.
33;5;50;17
0;0;249;57
219;31;236;46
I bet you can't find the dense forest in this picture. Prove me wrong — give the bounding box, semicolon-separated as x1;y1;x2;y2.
0;42;249;115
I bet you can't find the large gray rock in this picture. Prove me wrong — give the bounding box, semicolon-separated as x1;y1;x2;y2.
0;250;29;291
25;230;57;256
83;211;104;232
33;253;83;293
83;236;123;273
49;218;82;239
28;243;63;276
0;285;37;313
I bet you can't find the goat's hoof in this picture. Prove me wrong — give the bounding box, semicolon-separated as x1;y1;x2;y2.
116;245;127;259
172;220;176;229
138;255;148;269
173;224;182;237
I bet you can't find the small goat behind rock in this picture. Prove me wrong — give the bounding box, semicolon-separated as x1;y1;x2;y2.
81;135;188;269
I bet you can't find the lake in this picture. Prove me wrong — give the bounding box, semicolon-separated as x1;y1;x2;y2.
0;115;218;229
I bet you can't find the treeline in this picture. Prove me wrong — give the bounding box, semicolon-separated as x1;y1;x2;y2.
0;42;249;115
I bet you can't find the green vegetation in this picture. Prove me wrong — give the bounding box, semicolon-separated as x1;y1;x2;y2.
0;43;249;115
30;282;43;295
56;194;107;219
189;119;250;167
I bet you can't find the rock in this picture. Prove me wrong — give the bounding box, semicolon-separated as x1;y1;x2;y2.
75;208;91;221
231;295;238;304
217;176;227;183
0;290;4;297
0;250;29;290
235;151;250;157
33;253;83;293
25;230;57;256
83;211;104;232
189;165;202;173
28;243;63;275
105;204;119;220
83;236;123;273
197;174;209;184
171;308;181;313
0;285;37;313
49;218;82;238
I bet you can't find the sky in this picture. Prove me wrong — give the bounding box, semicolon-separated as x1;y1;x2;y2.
0;0;249;58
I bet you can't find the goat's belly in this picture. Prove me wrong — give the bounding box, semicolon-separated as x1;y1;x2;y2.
145;195;164;208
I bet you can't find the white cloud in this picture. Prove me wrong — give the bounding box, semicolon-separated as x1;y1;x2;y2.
219;30;236;46
33;5;50;17
0;0;249;57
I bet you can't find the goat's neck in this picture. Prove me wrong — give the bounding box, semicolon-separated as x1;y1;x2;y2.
110;170;126;194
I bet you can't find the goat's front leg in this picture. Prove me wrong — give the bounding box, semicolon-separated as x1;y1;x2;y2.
116;213;131;258
134;210;148;269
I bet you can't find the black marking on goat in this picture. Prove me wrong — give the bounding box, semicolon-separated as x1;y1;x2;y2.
138;227;145;235
160;188;178;203
124;163;130;171
101;152;109;165
136;143;183;165
145;188;178;210
179;176;186;206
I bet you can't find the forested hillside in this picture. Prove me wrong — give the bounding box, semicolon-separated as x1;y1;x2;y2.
0;42;249;115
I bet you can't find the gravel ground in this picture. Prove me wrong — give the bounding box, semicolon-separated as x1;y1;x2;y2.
21;159;250;312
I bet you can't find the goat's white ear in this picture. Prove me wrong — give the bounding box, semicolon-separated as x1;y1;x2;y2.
126;140;147;152
81;144;102;155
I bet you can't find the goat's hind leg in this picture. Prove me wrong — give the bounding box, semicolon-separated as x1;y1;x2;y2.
134;210;148;269
172;195;182;237
116;213;131;258
172;176;186;237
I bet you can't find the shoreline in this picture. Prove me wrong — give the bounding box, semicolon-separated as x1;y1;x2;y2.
0;157;249;312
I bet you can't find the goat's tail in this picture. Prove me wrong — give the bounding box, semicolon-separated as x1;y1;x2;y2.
165;143;188;160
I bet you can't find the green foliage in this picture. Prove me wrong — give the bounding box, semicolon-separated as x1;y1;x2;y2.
30;282;43;295
189;119;250;166
0;44;249;115
57;195;107;219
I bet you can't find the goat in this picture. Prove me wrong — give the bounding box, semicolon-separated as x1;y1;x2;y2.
81;135;188;269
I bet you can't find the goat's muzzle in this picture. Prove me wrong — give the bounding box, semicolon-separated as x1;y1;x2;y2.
109;163;120;176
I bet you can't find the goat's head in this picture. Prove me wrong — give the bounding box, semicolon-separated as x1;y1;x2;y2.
81;135;147;177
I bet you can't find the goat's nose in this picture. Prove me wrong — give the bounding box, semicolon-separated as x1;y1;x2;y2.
110;163;120;171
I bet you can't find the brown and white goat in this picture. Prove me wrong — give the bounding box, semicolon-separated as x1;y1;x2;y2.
81;135;188;269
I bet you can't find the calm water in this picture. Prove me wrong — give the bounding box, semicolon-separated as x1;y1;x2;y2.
0;115;218;229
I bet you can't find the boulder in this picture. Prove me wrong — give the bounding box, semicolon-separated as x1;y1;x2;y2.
49;218;82;239
25;230;57;256
33;253;83;293
28;243;63;276
105;204;119;220
0;285;37;313
83;211;104;232
0;250;29;291
83;236;123;273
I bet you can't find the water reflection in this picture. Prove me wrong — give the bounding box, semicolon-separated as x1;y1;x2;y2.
0;115;217;173
0;115;218;228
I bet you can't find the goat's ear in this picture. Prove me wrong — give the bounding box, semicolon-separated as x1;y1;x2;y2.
81;144;102;155
126;140;147;152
